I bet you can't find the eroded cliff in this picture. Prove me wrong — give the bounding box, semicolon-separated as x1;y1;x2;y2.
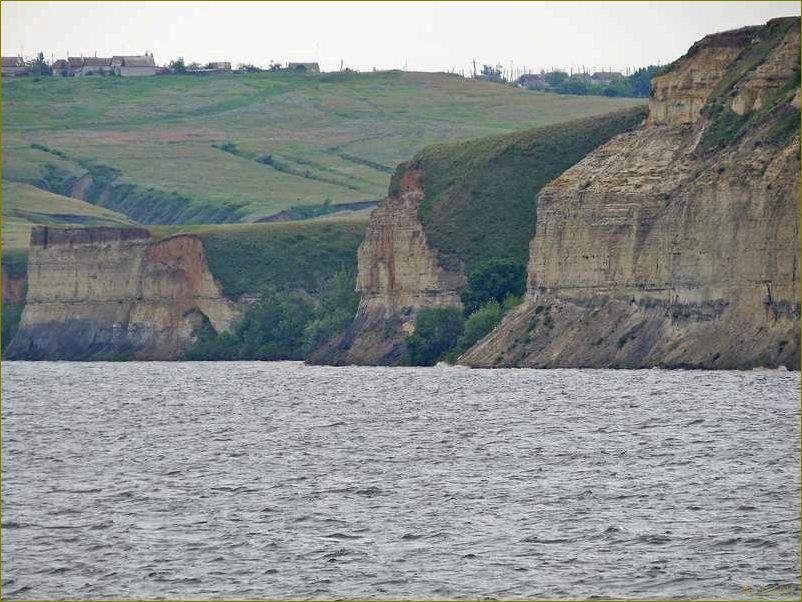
461;17;801;369
4;227;240;360
310;170;464;364
311;108;647;365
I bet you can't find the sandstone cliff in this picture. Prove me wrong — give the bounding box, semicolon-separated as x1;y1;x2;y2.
310;170;464;364
461;17;801;369
311;109;647;365
4;227;240;360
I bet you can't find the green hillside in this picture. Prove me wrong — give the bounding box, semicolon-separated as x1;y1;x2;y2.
1;180;135;249
412;106;648;275
152;216;368;296
2;71;642;225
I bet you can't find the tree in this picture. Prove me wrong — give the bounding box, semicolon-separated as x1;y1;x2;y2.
544;70;568;85
268;60;283;71
31;52;51;76
460;257;526;315
476;64;506;83
238;287;316;360
169;57;186;74
404;307;465;366
304;268;359;349
238;63;260;73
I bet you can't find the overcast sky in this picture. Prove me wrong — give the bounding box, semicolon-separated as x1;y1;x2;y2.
2;1;799;74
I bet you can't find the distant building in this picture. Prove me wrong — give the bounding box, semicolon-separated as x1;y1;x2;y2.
591;71;624;85
1;56;29;76
206;61;231;70
52;59;69;76
66;57;84;76
287;62;320;74
112;55;156;77
79;57;114;76
517;73;546;91
570;72;592;83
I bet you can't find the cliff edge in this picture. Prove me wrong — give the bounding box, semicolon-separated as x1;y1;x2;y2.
4;227;240;360
461;17;801;369
311;108;647;365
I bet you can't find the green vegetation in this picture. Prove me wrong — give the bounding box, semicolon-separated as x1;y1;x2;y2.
414;106;647;273
545;65;670;98
1;302;25;351
154;217;367;297
403;258;527;365
460;257;526;314
698;17;800;153
1;248;29;278
1;180;134;249
184;267;359;360
2;71;642;225
403;307;466;366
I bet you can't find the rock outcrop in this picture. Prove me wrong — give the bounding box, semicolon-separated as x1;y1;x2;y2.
310;107;647;366
310;170;464;364
4;227;240;360
461;17;800;369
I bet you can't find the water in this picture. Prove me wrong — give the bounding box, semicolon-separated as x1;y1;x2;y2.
1;362;799;600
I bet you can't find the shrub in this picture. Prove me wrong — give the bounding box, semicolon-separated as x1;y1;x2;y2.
183;269;358;360
1;302;24;351
460;257;526;315
404;307;465;366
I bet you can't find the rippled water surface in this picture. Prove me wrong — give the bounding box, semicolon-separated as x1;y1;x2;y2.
2;362;800;600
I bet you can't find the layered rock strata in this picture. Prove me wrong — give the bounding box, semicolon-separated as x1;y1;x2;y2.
5;227;239;360
309;169;464;364
461;18;801;369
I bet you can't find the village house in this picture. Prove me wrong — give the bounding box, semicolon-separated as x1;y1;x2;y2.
112;54;156;76
1;56;29;76
516;73;546;91
569;72;592;83
287;62;320;74
590;71;624;85
206;61;231;70
79;57;114;76
52;59;69;76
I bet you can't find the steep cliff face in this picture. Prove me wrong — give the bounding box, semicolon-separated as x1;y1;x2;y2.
311;108;648;365
462;17;800;369
311;170;464;365
4;227;240;360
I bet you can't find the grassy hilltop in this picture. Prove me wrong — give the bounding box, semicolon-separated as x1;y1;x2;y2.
2;70;642;228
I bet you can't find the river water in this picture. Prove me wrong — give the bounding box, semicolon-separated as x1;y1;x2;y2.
1;362;799;600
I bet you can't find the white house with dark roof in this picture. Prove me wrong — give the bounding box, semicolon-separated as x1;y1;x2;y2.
78;57;114;76
112;55;156;77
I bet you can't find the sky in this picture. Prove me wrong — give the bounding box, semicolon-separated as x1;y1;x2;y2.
2;1;799;75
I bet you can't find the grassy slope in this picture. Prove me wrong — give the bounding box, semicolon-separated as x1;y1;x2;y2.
149;216;369;297
413;106;648;274
2;71;642;224
1;180;134;249
698;16;800;152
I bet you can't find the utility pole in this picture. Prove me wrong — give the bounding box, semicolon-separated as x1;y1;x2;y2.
472;59;477;78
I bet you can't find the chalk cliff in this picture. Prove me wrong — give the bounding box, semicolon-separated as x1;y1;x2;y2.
461;17;801;369
4;227;239;360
